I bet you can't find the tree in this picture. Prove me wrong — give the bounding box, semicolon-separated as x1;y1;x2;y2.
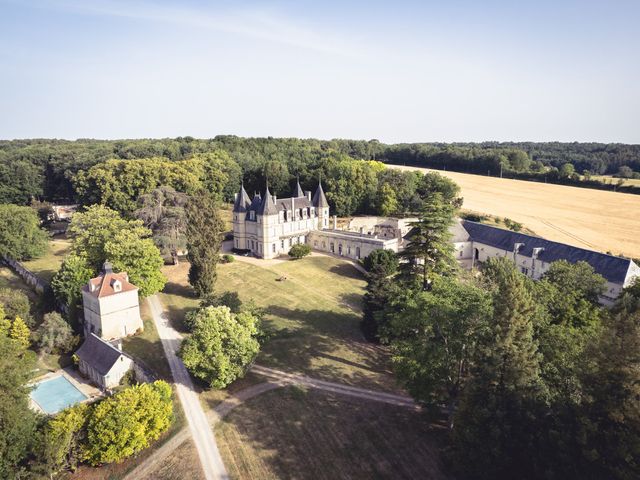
51;253;94;321
0;335;38;478
617;165;634;178
387;276;492;427
179;306;260;388
37;312;76;354
104;230;167;297
65;205;166;297
0;288;33;327
8;316;31;349
361;249;400;341
362;249;398;275
560;162;575;178
186;193;225;297
400;192;457;290
67;205;149;271
0;204;48;260
85;381;173;465
376;183;399;216
134;186;188;263
73;158;202;214
41;403;89;475
576;298;640;479
453;258;545;479
288;243;311;259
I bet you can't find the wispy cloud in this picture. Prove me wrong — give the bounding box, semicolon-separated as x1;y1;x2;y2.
14;0;370;58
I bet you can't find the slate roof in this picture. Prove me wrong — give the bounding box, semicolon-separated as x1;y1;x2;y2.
75;333;124;376
233;184;251;213
293;179;304;198
258;185;278;215
312;181;329;208
461;220;635;284
83;271;137;298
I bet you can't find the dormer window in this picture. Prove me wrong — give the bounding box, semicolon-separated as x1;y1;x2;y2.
250;211;255;221
111;279;122;293
89;281;97;292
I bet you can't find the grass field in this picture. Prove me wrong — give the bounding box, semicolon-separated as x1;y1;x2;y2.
390;164;640;258
588;174;640;187
215;386;450;480
22;237;71;282
160;255;399;393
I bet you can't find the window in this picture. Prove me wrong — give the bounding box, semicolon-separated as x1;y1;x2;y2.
272;244;276;253
314;240;318;247
330;243;335;253
235;239;239;248
249;211;255;221
281;240;285;249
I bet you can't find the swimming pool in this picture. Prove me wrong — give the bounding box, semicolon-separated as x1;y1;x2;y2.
30;375;88;414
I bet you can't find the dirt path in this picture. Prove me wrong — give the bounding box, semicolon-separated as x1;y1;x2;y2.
146;295;228;480
128;365;418;479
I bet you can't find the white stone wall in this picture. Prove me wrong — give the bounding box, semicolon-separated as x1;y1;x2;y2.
309;230;398;260
82;289;142;340
79;355;133;389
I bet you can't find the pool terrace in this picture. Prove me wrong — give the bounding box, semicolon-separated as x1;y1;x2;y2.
30;367;101;415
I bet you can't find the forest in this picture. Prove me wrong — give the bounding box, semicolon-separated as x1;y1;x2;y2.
1;137;639;207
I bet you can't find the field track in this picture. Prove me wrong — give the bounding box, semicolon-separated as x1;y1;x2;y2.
389;165;640;259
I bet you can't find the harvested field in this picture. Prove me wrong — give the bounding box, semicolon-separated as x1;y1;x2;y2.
389;165;640;258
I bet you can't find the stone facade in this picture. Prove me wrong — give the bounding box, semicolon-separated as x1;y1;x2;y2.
232;181;399;260
82;263;143;340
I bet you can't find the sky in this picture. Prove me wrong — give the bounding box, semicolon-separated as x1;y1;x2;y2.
0;0;638;143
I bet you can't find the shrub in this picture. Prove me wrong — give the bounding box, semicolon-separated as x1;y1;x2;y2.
84;381;173;465
288;243;311;259
37;312;76;354
221;254;235;263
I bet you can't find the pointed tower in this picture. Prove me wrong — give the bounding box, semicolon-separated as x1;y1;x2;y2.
312;180;330;229
293;177;304;198
232;183;251;251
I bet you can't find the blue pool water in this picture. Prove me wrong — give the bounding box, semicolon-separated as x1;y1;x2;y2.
30;375;88;414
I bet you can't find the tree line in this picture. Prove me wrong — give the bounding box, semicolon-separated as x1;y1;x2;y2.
2;137;640;205
360;189;640;479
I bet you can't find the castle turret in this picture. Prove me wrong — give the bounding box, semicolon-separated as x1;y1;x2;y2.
293;178;304;198
232;183;251;250
312;180;330;229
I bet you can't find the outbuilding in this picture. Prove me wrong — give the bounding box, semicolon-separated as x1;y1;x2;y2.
75;333;133;389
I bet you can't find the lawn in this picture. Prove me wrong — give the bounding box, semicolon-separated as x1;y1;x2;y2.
215;386;451;480
22;237;71;282
122;300;172;380
160;255;399;392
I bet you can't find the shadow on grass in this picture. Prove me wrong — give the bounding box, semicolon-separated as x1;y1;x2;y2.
329;262;365;280
259;305;395;389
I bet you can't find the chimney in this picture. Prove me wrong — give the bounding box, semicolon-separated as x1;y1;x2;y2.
306;191;311;201
360;226;364;234
234;193;238;202
89;280;97;292
333;215;337;230
291;197;295;218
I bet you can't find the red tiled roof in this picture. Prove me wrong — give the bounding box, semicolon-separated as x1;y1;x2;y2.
84;272;137;298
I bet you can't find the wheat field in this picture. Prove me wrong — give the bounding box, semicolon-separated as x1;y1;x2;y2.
389;165;640;259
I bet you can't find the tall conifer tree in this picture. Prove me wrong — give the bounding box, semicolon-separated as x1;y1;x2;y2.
400;192;457;290
186;193;225;297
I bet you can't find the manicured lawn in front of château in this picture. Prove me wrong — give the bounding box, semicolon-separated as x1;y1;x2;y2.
159;254;400;393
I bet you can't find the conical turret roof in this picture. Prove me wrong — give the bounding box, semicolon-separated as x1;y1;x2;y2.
233;183;251;213
312;180;329;208
258;185;278;215
293;178;304;198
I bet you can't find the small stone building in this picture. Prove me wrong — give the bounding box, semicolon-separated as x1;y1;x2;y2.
82;262;143;340
75;333;133;389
